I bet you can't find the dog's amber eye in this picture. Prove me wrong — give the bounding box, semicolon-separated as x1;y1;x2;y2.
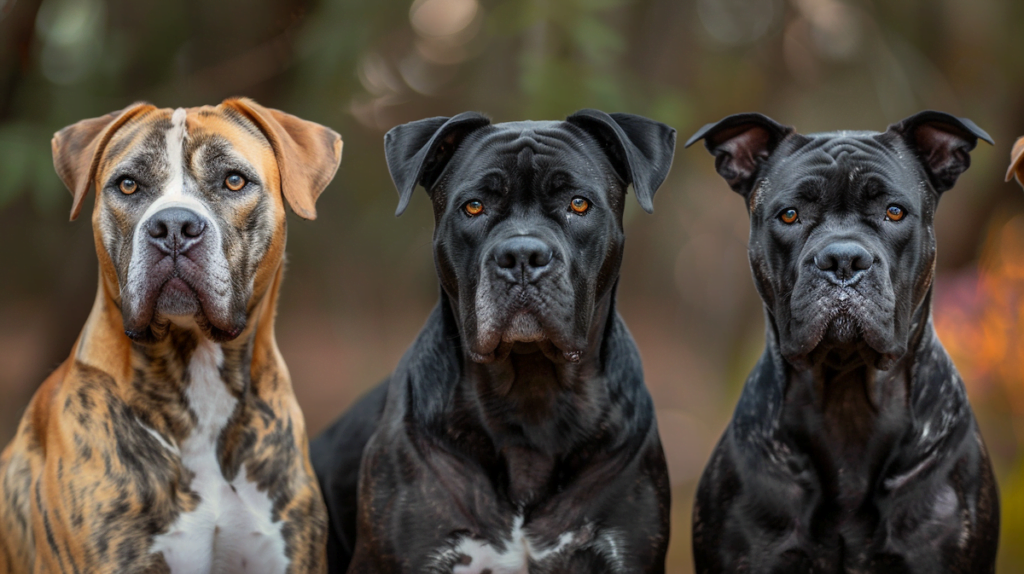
225;174;246;191
464;200;484;216
886;205;905;221
780;208;798;224
118;178;138;195
570;197;589;214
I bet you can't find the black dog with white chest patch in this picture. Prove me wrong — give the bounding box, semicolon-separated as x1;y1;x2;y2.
686;111;999;573
312;110;676;573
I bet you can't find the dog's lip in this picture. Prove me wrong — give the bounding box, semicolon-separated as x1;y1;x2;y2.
125;265;242;342
468;339;582;365
784;305;901;371
469;315;583;364
159;276;196;297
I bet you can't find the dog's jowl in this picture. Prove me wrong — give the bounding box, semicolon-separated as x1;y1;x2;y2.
312;111;676;573
0;99;342;574
686;112;999;573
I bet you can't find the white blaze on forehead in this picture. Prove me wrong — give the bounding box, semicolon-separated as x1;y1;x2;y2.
137;106;209;222
165;107;188;201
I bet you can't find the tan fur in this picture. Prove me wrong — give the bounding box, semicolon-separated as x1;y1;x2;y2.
1006;136;1024;187
0;99;341;573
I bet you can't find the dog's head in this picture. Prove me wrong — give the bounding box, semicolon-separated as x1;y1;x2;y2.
52;99;342;343
687;111;991;369
385;110;675;363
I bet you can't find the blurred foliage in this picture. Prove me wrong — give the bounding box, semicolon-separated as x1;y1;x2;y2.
2;0;1024;571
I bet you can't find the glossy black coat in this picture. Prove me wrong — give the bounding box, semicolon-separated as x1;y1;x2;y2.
313;111;676;573
686;112;999;574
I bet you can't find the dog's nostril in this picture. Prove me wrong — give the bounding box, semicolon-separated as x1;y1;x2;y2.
496;251;517;269
182;219;206;239
529;249;553;268
148;221;169;239
851;252;872;271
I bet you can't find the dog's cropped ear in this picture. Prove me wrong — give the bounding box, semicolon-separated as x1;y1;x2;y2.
385;112;491;216
1005;136;1024;188
53;102;155;221
886;111;993;194
565;110;676;213
684;113;793;199
225;98;343;220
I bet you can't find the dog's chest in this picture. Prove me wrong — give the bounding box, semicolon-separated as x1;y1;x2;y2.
434;515;622;573
149;341;289;574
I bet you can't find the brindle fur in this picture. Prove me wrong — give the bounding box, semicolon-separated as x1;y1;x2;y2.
0;99;341;574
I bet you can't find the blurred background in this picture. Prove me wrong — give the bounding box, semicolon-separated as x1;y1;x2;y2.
1;0;1023;569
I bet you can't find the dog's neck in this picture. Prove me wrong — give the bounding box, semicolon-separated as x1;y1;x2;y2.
435;285;638;505
751;288;960;500
71;263;285;442
458;286;614;442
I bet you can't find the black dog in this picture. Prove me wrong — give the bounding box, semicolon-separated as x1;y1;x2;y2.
312;110;676;573
685;112;999;573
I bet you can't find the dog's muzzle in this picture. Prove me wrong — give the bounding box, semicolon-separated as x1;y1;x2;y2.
469;234;581;363
123;204;238;341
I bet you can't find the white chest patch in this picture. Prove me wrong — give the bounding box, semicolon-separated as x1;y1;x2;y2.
149;340;290;574
439;516;579;574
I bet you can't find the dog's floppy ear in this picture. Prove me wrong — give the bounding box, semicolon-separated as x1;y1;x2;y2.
52;102;155;221
565;109;676;213
385;112;491;216
225;98;343;220
886;110;993;194
1005;136;1024;188
684;113;793;198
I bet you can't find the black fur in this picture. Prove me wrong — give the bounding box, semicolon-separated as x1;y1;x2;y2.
313;110;676;573
686;112;999;573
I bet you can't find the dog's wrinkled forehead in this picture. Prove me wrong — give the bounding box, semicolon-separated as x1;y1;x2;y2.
754;131;921;211
96;106;277;200
445;121;616;194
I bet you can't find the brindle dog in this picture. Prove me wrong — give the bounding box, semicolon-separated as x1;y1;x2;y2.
0;99;341;574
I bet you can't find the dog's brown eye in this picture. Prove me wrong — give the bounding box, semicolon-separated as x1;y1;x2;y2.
780;208;798;224
225;174;246;191
464;200;484;216
886;205;905;221
119;178;138;195
570;197;589;214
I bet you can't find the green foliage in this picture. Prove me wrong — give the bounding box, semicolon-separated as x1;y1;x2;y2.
0;123;64;211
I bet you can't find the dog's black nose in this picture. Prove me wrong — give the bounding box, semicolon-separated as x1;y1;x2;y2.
814;241;872;283
493;236;554;283
146;207;207;255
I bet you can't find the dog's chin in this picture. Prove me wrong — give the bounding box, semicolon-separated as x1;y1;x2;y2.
468;313;582;365
125;279;244;344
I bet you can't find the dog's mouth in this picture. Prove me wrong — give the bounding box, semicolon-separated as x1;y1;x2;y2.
469;311;582;365
784;286;901;370
155;277;201;315
124;261;242;343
